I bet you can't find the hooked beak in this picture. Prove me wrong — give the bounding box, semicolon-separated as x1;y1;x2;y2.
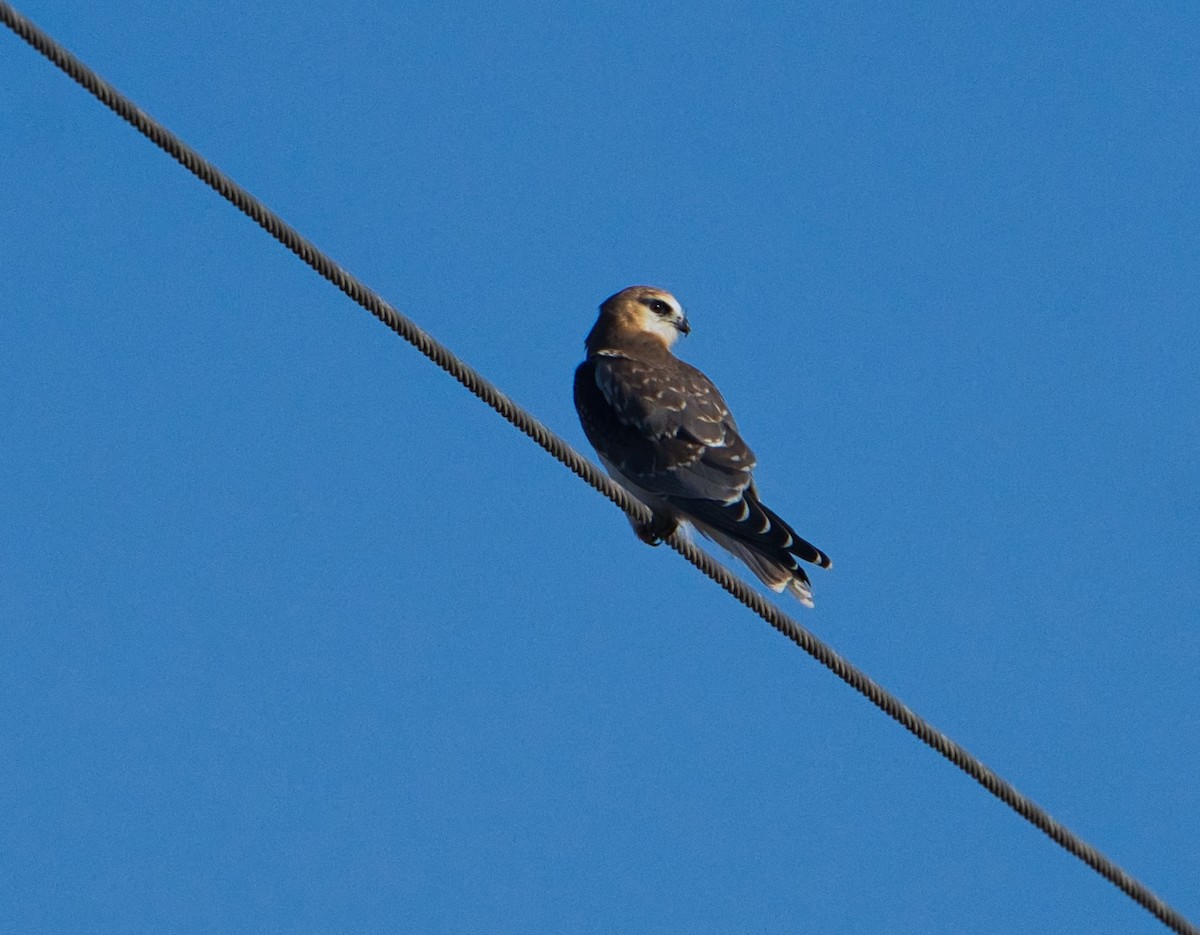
676;317;691;335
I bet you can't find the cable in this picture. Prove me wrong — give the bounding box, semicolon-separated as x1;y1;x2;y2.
2;4;1195;933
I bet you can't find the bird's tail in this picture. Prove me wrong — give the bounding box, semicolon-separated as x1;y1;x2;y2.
678;494;831;608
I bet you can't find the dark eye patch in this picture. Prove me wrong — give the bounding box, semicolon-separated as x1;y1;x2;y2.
646;299;671;315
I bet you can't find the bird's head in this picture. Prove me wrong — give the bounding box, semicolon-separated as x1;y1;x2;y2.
595;286;691;350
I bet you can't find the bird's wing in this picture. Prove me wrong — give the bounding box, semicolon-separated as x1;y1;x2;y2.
573;353;754;502
575;352;832;573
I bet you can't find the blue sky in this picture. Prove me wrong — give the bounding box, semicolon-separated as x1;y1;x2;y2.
2;2;1198;932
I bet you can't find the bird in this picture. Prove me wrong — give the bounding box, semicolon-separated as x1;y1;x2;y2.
574;285;832;607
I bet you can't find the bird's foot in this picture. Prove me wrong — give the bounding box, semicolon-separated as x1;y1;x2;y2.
634;514;679;546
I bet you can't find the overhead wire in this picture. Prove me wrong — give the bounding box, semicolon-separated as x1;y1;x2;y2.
1;4;1195;934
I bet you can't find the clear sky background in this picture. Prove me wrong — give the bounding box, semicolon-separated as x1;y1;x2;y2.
2;3;1198;933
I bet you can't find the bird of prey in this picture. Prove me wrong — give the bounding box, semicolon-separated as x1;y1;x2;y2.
574;286;831;606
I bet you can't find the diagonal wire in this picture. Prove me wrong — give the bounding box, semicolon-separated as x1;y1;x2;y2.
2;4;1195;934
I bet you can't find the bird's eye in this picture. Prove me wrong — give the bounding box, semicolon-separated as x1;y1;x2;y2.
647;299;671;316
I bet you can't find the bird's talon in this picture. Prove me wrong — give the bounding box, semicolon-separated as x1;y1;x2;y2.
635;515;677;546
635;525;663;546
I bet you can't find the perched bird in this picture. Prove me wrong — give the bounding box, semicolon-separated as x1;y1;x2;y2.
574;286;831;606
